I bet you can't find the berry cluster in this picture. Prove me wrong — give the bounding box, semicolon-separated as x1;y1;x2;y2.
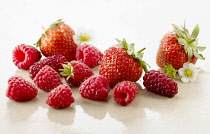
7;20;206;109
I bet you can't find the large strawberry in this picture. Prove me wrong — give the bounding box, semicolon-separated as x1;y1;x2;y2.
99;39;148;87
156;24;206;70
35;19;77;61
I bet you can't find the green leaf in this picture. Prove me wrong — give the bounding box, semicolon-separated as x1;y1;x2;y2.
196;46;206;52
187;47;193;62
178;38;187;45
127;43;135;56
191;24;199;38
163;64;177;79
48;19;64;29
172;24;185;38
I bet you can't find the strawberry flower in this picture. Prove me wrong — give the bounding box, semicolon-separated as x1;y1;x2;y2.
73;27;94;45
178;62;200;83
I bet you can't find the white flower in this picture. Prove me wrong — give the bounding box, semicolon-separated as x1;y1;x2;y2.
178;62;200;83
73;27;94;45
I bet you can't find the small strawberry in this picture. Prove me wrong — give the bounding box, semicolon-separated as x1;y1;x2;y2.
79;75;110;101
46;84;74;109
143;70;178;97
6;76;38;102
33;65;62;92
113;81;139;106
12;44;42;70
29;54;67;79
76;44;103;68
60;61;94;86
156;23;206;70
35;19;77;61
99;38;149;87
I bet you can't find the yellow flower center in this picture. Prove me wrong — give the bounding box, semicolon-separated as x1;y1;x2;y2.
80;34;90;43
185;69;193;77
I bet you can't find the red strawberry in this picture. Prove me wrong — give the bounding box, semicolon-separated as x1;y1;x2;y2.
12;44;41;70
99;38;149;87
60;61;94;86
46;84;74;109
33;65;62;92
76;44;103;68
35;19;77;61
6;76;38;102
79;75;110;101
113;81;139;106
29;54;67;79
143;70;178;97
156;24;206;70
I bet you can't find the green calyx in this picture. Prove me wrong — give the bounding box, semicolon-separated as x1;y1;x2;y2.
163;64;177;79
116;38;150;73
34;19;64;47
172;23;206;62
59;62;74;80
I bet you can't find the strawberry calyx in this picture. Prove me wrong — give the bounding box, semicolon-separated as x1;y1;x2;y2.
162;64;177;79
172;23;206;62
34;19;64;47
116;38;150;73
59;62;74;80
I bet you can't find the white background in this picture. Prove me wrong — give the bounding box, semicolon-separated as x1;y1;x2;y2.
0;0;210;134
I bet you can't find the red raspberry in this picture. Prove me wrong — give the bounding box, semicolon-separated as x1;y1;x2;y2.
29;54;67;79
143;70;178;97
113;81;139;106
46;84;74;109
33;65;62;92
76;44;103;68
60;60;94;86
6;76;38;102
79;75;110;101
12;44;42;70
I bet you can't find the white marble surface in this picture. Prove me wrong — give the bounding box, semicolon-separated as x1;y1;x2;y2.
0;0;210;134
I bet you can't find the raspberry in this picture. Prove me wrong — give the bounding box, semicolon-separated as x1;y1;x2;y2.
29;54;67;79
113;81;139;106
6;76;38;102
143;70;178;97
76;44;103;68
33;65;62;92
79;75;110;101
60;60;94;86
46;84;74;109
12;44;42;70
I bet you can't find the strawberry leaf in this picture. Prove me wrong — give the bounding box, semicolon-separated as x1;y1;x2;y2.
191;24;199;39
163;64;177;79
196;46;206;52
172;24;185;38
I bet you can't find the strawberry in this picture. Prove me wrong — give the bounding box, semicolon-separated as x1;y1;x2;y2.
156;24;206;70
99;39;149;87
35;19;77;61
60;61;94;86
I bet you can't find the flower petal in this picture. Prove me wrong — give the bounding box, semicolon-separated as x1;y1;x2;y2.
188;63;195;70
183;62;189;69
73;35;80;45
181;76;190;83
178;68;185;76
